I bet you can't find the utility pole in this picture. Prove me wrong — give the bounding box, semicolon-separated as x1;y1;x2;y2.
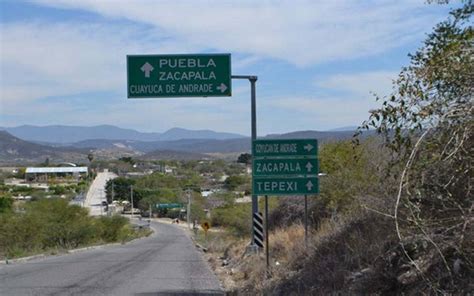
130;185;134;219
186;189;192;229
111;181;114;202
149;202;152;224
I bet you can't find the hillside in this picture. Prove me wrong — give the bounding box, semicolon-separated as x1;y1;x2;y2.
64;130;369;154
0;131;88;164
141;149;214;161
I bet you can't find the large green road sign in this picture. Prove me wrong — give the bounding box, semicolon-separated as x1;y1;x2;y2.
253;158;319;177
253;176;319;195
253;139;318;157
127;54;231;98
252;138;319;195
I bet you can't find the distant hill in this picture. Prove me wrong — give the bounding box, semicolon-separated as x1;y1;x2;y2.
0;126;376;164
3;125;245;144
68;139;140;150
0;131;88;165
61;130;372;155
135;138;251;153
158;127;244;141
141;149;213;161
327;126;359;132
265;130;360;141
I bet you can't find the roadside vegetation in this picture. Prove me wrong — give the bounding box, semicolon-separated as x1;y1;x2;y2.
197;2;473;295
0;198;150;260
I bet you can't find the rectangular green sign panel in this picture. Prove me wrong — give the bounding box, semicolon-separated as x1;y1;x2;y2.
253;139;318;158
127;54;231;98
253;158;319;177
253;176;319;195
156;203;183;209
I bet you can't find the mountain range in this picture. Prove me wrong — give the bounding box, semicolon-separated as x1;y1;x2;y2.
0;125;245;144
0;125;370;164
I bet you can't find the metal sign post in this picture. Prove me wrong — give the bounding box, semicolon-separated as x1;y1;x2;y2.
265;195;269;273
305;195;308;247
232;75;259;249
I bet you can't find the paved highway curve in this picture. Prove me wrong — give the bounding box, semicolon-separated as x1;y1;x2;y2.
0;222;223;296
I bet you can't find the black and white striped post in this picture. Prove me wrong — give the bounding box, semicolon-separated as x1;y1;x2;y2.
253;212;264;249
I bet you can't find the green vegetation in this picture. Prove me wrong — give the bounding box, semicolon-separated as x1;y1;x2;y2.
211;203;251;236
319;139;384;211
223;175;249;191
201;2;472;295
0;199;149;259
0;195;13;213
237;153;252;165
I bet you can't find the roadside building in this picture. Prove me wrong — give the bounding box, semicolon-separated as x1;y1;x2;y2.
25;167;88;183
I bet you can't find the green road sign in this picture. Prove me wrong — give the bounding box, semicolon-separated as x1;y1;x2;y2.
253;139;318;158
156;203;183;209
253;176;319;195
127;54;231;98
253;158;319;177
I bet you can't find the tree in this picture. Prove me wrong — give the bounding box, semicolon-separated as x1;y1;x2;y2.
119;157;135;165
105;177;135;203
237;153;252;165
224;175;248;191
356;2;472;292
0;196;13;213
87;153;94;163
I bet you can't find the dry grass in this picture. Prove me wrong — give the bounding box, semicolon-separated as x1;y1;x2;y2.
200;208;400;295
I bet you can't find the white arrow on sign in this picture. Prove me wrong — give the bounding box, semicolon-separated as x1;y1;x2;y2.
303;144;314;152
216;83;228;93
140;62;154;78
306;180;314;191
305;162;313;172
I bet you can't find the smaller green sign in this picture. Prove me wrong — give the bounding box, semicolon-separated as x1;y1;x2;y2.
156;203;183;209
253;176;319;195
253;158;319;177
253;139;318;158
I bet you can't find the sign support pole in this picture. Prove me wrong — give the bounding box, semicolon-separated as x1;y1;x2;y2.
265;195;269;274
232;75;259;248
304;195;308;247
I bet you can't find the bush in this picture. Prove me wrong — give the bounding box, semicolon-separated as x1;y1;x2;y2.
224;175;249;191
0;199;146;258
0;195;13;213
211;203;251;236
95;215;129;242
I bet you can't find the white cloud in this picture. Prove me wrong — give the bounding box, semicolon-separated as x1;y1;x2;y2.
0;21;179;104
0;1;448;133
315;70;398;97
32;0;442;66
262;70;400;131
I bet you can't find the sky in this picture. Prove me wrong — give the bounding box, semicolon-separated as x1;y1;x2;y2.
0;0;455;136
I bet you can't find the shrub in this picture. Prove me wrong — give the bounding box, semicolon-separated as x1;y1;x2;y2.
211;203;251;236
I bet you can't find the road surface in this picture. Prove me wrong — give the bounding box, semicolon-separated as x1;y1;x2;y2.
85;171;117;216
0;222;223;296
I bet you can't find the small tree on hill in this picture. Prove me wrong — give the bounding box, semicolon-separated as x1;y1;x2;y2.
237;153;252;165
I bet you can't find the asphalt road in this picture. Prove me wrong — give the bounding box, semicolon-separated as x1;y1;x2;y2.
85;171;117;216
0;221;223;296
